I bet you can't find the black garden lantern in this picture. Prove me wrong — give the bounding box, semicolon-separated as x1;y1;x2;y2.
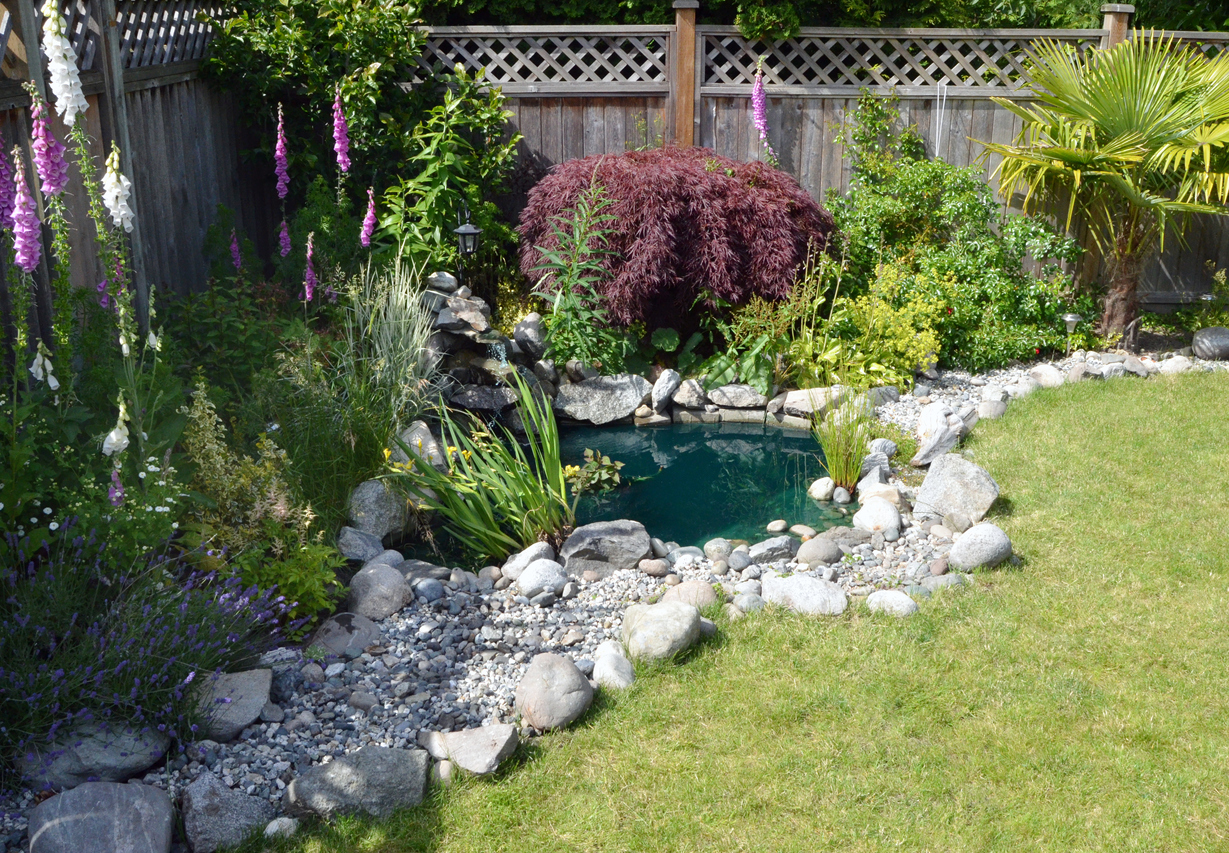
453;202;482;287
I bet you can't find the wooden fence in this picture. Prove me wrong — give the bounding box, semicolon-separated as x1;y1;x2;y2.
422;7;1229;303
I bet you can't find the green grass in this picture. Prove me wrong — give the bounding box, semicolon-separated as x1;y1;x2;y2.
248;371;1229;853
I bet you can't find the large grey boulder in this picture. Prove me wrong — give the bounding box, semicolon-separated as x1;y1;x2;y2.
347;564;410;620
796;537;843;567
560;520;652;579
913;453;1000;525
20;723;170;791
748;535;799;563
866;589;919;617
435;296;490;334
948;522;1013;570
312;612;382;658
514;654;594;730
661;580;719;609
287;746;428;819
622;601;702;661
198;670;272;742
501;541;556;581
336;526;383;562
852;496;902;541
390;420;448;471
762;574;848;616
910;402;963;467
1193;326;1229;360
1029;363;1066;388
516;559;568;599
593;640;635;690
437;724;519;775
426;271;459;293
28;782;174;853
671;378;708;409
772;387;850;419
554;374;652;425
182;771;276;853
708;383;767;408
651;369;682;412
346;480;407;540
513;312;547;360
450;384;518;413
1159;355;1193;374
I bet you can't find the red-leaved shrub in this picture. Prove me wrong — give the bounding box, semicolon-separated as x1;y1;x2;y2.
518;147;835;328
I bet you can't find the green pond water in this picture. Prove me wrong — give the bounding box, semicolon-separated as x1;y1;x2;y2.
560;422;855;549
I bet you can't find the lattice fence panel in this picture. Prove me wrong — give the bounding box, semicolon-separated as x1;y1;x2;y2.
703;31;1101;88
117;0;222;68
415;33;669;85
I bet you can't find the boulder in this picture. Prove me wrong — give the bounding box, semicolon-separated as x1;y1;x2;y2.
910;402;962;467
264;817;300;840
808;477;836;501
19;723;170;791
182;771;276;853
651;369;682;412
762;574;848;616
1007;376;1041;397
703;537;733;561
501;541;556;581
866;589;919;617
734;592;766;612
913;453;1000;525
948;522;1013;570
593;640;635;690
852;496;902;541
819;526;872;548
560;520;652;579
639;558;671;577
661;580;719;609
513;313;546;360
868;437;898;459
977;400;1007;420
514;654;594;730
1159;355;1193;374
450;384;519;413
287;746;429;819
27;782;174;853
748;535;799;563
197;670;272;743
622;601;702;661
390;421;448;471
312;613;382;659
435;296;490;334
336;526;383;562
533;359;559;384
858;484;910;511
516;559;568;599
554;374;652;425
426;271;459;293
728;550;753;572
346;480;407;540
1068;363;1097;383
775;387;850;419
364;549;405;570
347;564;410;620
438;724;519;775
866;386;900;406
1029;364;1066;388
860;451;891;481
981;384;1008;403
795;537;843;567
708;383;768;408
1193;326;1229;360
671;379;708;409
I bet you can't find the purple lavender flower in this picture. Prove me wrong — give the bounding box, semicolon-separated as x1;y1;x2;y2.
10;149;41;273
0;132;15;223
31;101;69;197
275;104;289;200
361;187;376;247
303;232;316;302
230;229;241;271
333;86;350;174
751;60;777;166
108;470;125;507
278;220;291;258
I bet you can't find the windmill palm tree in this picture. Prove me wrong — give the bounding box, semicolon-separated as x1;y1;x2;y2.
979;31;1229;347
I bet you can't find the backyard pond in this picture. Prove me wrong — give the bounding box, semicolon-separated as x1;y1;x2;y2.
560;422;855;548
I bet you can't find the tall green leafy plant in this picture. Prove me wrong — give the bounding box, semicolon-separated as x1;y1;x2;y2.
979;32;1229;346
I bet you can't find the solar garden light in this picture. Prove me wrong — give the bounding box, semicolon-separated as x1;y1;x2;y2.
453;201;482;288
1063;313;1082;356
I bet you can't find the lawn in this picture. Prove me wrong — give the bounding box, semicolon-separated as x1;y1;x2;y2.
250;370;1229;853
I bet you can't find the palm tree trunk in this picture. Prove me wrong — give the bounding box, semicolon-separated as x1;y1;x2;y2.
1101;249;1143;349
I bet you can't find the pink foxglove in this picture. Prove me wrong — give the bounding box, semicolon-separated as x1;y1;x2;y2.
31;100;69;196
10;149;41;273
230;229;241;271
333;87;350;174
108;469;125;507
303;232;316;302
102;148;134;232
40;0;89;126
275;104;289;199
0;133;15;223
361;188;376;247
278;220;291;257
751;59;778;167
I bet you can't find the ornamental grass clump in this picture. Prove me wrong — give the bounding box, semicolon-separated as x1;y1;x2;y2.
811;392;873;492
518;147;834;329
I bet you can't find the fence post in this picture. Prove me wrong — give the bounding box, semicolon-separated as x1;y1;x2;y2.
1100;4;1134;48
673;0;698;146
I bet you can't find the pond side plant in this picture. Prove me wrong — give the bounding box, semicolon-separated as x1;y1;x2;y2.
811;379;874;493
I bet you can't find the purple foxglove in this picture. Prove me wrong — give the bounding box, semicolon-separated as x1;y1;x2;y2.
303;232;316;302
31;100;69;196
275;104;289;199
41;0;89;126
230;229;241;270
10;149;41;273
102;148;134;232
0;132;16;222
361;187;376;247
333;87;350;174
278;220;291;257
108;469;125;507
751;59;778;166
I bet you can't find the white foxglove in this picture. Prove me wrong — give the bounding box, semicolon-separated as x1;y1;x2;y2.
102;149;134;232
40;0;88;127
146;330;160;351
102;398;129;456
29;346;59;391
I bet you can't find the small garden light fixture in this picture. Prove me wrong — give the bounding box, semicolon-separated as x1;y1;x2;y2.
1062;312;1082;355
453;201;482;288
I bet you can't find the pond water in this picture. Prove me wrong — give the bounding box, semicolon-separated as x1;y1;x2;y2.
560;422;855;549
